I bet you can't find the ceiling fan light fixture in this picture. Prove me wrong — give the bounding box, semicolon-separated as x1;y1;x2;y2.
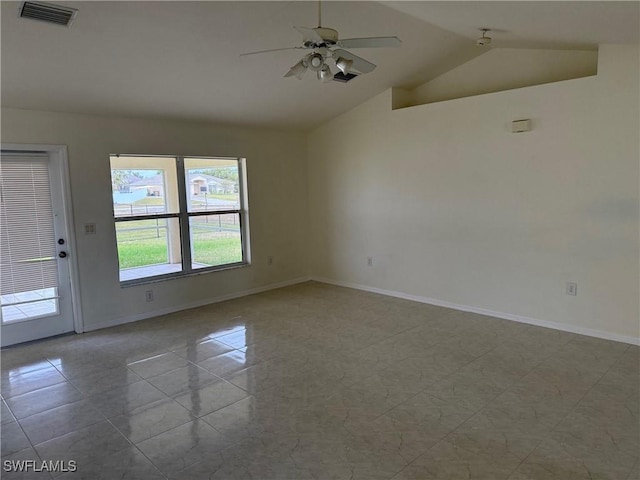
335;57;353;74
307;53;324;71
318;64;332;82
284;60;307;79
243;0;400;82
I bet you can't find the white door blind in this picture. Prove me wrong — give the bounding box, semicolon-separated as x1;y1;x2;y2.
0;154;59;295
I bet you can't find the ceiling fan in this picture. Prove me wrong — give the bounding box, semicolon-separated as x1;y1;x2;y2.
241;1;402;82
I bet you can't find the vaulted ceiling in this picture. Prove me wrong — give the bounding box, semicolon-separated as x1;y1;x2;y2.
1;1;637;131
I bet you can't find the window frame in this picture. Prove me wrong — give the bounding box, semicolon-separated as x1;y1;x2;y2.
111;154;250;286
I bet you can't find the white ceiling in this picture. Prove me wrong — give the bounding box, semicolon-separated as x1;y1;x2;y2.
383;1;639;50
1;1;638;131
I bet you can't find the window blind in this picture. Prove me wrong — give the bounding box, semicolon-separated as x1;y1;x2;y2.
0;154;59;296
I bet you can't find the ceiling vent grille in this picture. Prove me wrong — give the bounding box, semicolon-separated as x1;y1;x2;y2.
20;1;77;26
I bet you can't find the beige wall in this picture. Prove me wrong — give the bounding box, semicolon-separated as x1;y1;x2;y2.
2;44;638;343
409;48;598;106
1;109;309;330
308;44;639;341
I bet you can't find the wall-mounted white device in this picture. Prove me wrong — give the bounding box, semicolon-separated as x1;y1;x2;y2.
512;119;531;133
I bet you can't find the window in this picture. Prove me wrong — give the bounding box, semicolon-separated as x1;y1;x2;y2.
110;155;249;284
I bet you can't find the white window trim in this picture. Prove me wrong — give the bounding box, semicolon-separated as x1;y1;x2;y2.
112;155;251;286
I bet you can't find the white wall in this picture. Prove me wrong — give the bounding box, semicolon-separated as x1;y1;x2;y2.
1;109;309;331
2;45;637;344
308;44;639;342
409;48;598;105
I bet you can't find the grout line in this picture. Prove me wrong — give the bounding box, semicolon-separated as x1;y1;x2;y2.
501;344;629;479
393;331;581;478
100;416;170;480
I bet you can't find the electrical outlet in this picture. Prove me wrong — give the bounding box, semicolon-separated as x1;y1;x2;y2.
566;282;577;296
267;256;274;266
145;290;154;302
367;256;373;267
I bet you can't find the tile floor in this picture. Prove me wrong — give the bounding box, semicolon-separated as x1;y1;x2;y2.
0;282;638;479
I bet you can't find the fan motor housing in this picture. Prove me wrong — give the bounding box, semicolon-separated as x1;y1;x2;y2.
314;27;339;44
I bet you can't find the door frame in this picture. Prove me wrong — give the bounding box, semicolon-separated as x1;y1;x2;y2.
1;143;84;336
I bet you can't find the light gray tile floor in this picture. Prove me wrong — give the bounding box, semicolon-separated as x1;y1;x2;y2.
0;282;638;479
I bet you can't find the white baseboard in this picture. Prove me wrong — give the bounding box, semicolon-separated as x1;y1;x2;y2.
310;276;640;346
84;277;312;333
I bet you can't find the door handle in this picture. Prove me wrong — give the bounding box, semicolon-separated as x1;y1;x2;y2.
58;251;67;258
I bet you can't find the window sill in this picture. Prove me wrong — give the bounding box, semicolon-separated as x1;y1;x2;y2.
119;261;250;288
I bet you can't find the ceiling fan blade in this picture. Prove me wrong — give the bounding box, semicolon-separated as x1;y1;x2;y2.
294;26;324;45
240;47;303;57
333;49;376;74
337;36;402;49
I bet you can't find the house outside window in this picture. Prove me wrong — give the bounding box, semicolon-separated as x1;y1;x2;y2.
110;155;249;284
